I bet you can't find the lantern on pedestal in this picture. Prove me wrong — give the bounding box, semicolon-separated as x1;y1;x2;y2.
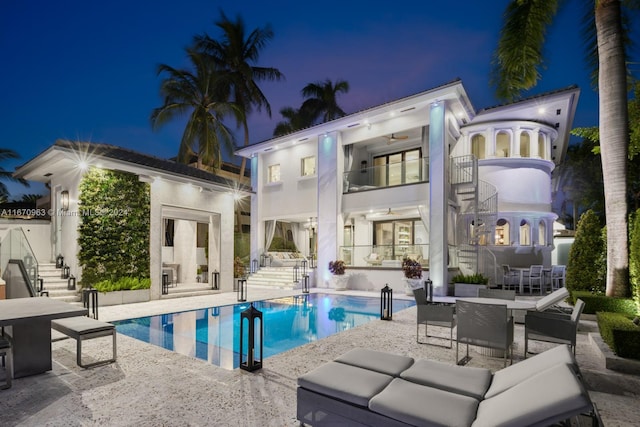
61;264;70;279
237;278;247;302
239;303;263;372
381;284;393;320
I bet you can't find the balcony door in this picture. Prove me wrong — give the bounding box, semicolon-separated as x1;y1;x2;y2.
373;148;421;188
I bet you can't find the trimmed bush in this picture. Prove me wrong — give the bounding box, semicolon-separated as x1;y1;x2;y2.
630;209;640;313
566;210;605;293
451;273;489;285
596;312;640;360
93;277;151;292
571;291;638;315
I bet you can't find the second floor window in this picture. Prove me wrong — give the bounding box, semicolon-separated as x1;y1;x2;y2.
373;148;422;187
301;156;316;176
268;164;281;183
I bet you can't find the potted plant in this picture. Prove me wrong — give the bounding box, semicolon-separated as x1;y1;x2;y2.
402;257;423;295
452;272;489;297
328;260;348;290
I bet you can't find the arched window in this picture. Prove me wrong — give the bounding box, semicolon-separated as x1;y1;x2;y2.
520;132;530;157
496;131;510;157
471;134;486;159
519;219;531;246
495;218;509;246
538;221;546;246
538;134;546;159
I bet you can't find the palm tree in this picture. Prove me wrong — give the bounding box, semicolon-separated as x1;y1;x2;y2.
273;106;316;136
301;79;350;123
0;148;28;199
492;0;635;297
151;49;242;171
194;11;285;180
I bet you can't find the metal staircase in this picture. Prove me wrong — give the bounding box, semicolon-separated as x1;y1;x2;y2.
450;155;499;284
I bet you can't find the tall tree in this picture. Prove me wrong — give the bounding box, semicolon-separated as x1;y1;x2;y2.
194;11;284;180
151;49;242;171
491;0;637;297
0;148;28;199
301;79;350;123
273;106;315;136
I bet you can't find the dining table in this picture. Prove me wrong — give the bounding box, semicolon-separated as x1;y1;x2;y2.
0;297;87;378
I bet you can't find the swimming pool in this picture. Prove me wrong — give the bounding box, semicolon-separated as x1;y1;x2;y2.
113;293;415;369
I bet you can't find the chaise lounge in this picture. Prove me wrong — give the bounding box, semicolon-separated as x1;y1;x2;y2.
297;345;601;426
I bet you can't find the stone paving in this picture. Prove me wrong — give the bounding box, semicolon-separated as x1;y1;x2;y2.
1;288;639;426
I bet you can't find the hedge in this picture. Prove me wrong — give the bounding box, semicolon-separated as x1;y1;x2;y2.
596;312;640;360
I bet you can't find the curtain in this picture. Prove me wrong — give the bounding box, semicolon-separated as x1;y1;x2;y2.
264;220;276;252
291;222;307;256
417;205;430;235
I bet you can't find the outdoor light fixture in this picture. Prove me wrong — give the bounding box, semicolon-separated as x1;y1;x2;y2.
67;274;76;291
60;190;70;211
61;264;70;280
380;284;393;320
237;278;247;302
239;303;263;372
211;270;219;290
56;254;64;269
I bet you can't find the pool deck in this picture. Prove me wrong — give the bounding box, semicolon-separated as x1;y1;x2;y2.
1;287;639;426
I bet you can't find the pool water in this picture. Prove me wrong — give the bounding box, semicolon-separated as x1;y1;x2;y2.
113;293;415;369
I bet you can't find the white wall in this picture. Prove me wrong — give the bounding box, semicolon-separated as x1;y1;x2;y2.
0;220;52;263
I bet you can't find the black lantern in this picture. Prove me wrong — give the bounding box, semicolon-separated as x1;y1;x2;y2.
237;278;247;302
239;303;263;372
67;274;76;290
162;273;169;295
251;259;258;274
424;278;433;303
211;270;219;290
83;287;99;319
61;264;70;279
302;274;310;293
37;277;44;292
381;284;393;320
56;254;64;269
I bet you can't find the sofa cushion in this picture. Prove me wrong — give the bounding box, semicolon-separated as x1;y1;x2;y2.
472;363;591;427
335;348;414;377
370;378;479;427
484;344;575;398
297;361;392;407
400;358;492;400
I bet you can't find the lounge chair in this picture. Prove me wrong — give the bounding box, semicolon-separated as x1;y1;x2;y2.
525;299;585;357
297;345;602;426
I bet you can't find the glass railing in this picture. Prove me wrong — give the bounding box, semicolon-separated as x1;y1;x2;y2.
0;227;39;286
343;158;428;193
339;244;429;267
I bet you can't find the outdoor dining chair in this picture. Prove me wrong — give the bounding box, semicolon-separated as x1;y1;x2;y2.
501;265;519;291
0;334;12;389
413;288;456;348
524;299;585;357
456;299;513;367
550;265;566;290
528;265;544;294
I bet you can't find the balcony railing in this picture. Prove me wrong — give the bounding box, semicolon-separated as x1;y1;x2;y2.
343;158;428;193
339;244;429;267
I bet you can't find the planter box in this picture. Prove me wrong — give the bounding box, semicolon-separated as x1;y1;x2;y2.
454;283;487;297
98;289;150;306
328;274;349;290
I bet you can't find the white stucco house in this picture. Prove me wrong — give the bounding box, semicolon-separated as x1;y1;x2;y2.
12;140;249;300
235;79;580;296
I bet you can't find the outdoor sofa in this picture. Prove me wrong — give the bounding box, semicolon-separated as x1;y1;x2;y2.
297;344;601;426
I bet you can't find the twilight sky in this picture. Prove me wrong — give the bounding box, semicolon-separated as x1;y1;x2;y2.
0;0;628;198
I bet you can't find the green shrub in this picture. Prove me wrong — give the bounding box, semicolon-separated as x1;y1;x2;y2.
78;168;150;287
566;210;605;293
93;277;151;292
451;273;489;285
571;291;638;315
596;312;640;360
630;209;640;313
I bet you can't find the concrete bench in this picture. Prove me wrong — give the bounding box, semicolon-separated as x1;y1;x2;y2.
51;316;116;369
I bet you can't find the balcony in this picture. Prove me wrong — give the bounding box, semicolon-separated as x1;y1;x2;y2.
343;158;429;193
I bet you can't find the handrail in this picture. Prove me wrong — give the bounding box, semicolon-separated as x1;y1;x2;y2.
0;228;39;286
4;259;38;298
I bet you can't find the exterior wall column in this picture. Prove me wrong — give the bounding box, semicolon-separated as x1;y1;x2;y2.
428;101;448;296
317;131;340;287
249;156;264;268
532;128;541;158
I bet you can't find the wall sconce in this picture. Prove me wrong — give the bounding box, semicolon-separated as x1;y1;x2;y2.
61;190;70;211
